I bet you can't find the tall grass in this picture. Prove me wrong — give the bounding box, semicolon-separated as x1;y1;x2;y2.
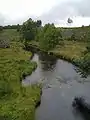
0;40;41;120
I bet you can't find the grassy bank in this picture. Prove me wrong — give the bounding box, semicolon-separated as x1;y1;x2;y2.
28;40;90;75
50;41;87;60
28;40;86;60
0;29;21;42
0;41;41;120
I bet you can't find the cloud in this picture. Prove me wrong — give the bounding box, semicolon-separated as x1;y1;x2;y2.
73;0;90;17
0;13;6;25
37;0;90;26
0;0;90;27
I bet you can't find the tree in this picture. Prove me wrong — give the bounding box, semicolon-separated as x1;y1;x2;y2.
39;24;62;51
21;18;41;41
0;26;3;32
17;24;20;32
36;20;42;27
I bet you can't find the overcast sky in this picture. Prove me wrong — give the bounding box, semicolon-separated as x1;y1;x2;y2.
0;0;90;27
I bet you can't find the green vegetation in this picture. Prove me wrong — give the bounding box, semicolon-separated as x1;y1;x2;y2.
21;18;42;41
38;24;62;50
50;41;86;60
60;26;90;42
0;26;3;32
20;18;90;74
0;29;41;120
0;17;90;120
79;53;90;75
0;29;21;42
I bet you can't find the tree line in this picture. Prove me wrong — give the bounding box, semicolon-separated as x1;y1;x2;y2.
19;18;62;51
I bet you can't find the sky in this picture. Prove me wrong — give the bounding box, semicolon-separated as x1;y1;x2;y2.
0;0;90;27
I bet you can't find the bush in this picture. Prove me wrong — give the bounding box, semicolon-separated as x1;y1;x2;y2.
21;18;42;41
78;54;90;75
0;26;3;32
39;24;62;51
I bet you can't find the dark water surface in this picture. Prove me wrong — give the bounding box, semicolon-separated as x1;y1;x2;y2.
22;51;90;120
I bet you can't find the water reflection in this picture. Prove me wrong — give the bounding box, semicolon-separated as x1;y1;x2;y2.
23;48;90;120
39;52;57;71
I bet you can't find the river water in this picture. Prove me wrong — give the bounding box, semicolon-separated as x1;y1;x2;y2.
22;51;90;120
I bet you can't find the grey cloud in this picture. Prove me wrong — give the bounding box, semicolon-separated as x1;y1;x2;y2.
0;13;6;25
75;0;90;17
0;0;90;25
3;15;36;25
37;0;90;25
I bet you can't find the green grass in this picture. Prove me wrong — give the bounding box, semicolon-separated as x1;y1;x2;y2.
29;40;87;60
0;41;41;120
50;41;87;60
29;41;39;47
0;85;41;120
60;26;90;42
0;29;21;42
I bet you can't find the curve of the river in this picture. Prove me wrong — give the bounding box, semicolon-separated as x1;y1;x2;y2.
22;51;90;120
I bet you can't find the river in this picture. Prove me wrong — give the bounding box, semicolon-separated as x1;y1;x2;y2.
22;50;90;120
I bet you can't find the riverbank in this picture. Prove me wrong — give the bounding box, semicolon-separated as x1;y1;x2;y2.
0;41;41;120
23;46;90;120
26;41;86;63
26;40;90;76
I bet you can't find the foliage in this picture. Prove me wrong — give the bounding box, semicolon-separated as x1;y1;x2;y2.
60;25;90;42
0;42;41;120
39;24;62;51
0;29;21;42
78;53;90;75
50;41;86;60
0;80;12;97
0;26;3;32
0;85;41;120
17;24;21;32
3;25;22;30
36;20;42;27
21;18;42;41
0;30;10;48
0;29;22;48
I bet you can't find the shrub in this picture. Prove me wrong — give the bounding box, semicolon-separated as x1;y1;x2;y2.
78;54;90;75
39;24;62;51
21;18;42;41
0;26;3;32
